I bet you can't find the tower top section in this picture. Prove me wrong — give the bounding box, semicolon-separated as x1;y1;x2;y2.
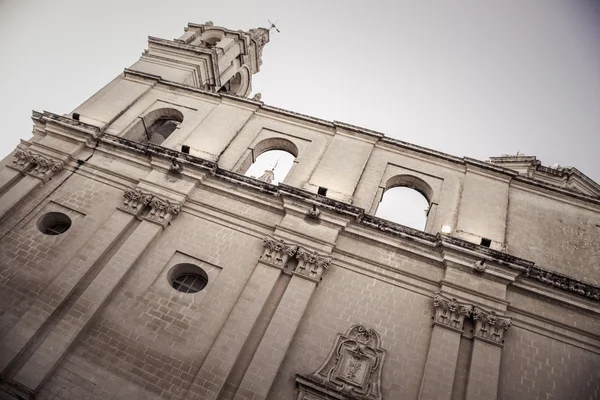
131;21;270;97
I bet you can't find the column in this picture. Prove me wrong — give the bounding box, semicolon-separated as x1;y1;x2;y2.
8;193;182;393
418;293;473;400
185;236;297;400
465;308;511;400
0;149;64;219
0;187;149;374
232;247;331;400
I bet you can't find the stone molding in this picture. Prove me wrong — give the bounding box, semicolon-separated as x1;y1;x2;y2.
30;112;600;302
117;187;182;226
432;293;473;332
10;149;64;179
432;293;511;346
294;247;331;283
295;325;386;400
261;235;298;268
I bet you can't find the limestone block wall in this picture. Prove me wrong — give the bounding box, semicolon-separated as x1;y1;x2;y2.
505;185;600;285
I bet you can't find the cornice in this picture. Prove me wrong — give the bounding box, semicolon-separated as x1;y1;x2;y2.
29;111;600;303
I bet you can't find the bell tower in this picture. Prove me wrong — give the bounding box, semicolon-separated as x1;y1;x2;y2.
71;21;270;129
132;21;269;96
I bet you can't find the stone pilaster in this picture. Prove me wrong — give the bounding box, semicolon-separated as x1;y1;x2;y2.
232;246;331;400
0;188;149;375
0;150;64;219
6;191;181;394
185;236;297;400
418;293;473;400
465;308;511;400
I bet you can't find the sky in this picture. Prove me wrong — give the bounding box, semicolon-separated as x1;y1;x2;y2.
0;0;599;229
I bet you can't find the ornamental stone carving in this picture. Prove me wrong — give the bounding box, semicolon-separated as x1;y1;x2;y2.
295;325;386;400
295;247;331;282
144;196;182;226
118;188;153;215
472;307;511;345
433;293;473;331
118;187;182;225
10;149;63;179
261;235;298;268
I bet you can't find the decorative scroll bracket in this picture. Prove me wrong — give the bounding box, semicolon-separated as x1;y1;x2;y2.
117;187;182;227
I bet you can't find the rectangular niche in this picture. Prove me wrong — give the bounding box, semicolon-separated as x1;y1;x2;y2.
152;251;221;305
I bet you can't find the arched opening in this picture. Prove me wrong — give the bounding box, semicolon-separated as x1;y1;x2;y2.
245;150;295;185
203;36;221;47
124;108;184;145
374;175;433;231
218;67;250;97
241;137;299;185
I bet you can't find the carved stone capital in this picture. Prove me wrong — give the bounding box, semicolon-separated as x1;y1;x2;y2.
296;325;386;400
144;196;182;226
472;307;511;346
432;293;473;331
294;247;331;283
118;188;153;216
9;149;63;180
261;235;298;268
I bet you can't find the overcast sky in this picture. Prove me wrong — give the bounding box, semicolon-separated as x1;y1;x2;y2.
1;0;599;187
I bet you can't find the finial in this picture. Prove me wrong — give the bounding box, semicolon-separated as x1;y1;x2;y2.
268;20;281;33
252;93;262;101
204;21;214;26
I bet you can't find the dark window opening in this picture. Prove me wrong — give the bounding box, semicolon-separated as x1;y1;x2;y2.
480;238;492;247
171;272;208;293
37;212;72;236
318;186;328;196
145;117;180;144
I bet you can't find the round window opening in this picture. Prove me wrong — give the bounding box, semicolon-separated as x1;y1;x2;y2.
37;212;72;235
168;264;208;294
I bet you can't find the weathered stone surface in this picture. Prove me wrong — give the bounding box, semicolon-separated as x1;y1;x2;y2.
0;19;598;400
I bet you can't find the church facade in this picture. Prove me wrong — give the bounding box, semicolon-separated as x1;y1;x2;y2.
0;21;599;400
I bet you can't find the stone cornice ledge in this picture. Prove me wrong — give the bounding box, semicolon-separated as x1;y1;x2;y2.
31;111;600;303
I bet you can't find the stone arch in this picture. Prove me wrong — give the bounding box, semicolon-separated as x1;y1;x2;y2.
238;137;299;184
219;66;251;97
374;174;434;231
124;107;184;144
384;174;434;205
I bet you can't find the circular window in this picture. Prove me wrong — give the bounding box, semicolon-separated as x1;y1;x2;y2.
37;212;72;235
168;264;208;294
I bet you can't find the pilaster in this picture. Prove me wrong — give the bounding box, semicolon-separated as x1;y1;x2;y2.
232;247;331;400
185;236;297;400
0;188;149;376
418;293;472;400
465;308;511;400
2;189;181;395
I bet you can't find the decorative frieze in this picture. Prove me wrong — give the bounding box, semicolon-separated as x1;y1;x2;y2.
295;325;386;400
432;293;473;331
295;247;331;282
472;307;511;345
10;149;63;179
261;235;298;268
